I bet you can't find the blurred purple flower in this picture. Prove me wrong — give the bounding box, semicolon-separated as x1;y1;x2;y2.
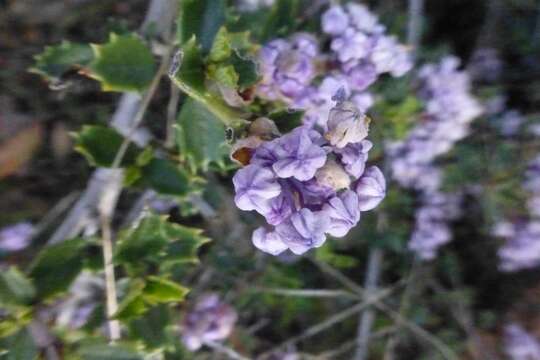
182;294;237;351
252;227;288;255
504;324;540;360
0;222;34;252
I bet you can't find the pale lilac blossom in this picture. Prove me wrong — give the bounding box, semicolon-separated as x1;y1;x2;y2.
182;294;238;351
504;324;540;360
0;222;34;252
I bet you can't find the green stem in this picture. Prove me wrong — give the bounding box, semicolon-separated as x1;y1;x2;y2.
169;75;248;129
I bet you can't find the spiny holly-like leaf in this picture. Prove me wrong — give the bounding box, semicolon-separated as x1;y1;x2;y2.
230;50;259;89
173;37;205;93
115;277;188;321
177;0;226;52
73;125;140;167
139;158;191;196
127;305;170;349
0;268;35;306
208;63;239;88
89;33;156;92
28;238;87;299
115;214;209;269
143;276;189;303
163;223;211;266
30;41;94;83
115;215;170;266
78;343;144;360
176;98;229;172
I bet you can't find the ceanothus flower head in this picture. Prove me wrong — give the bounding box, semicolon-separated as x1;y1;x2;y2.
496;221;540;272
355;166;386;211
0;222;34;252
275;208;330;254
182;294;238;351
233;164;281;213
256;33;320;103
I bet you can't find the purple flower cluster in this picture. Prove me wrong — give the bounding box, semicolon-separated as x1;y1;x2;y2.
504;323;540;360
181;294;238;351
388;56;483;192
233;96;386;255
494;156;540;272
0;222;34;252
255;3;411;130
408;193;461;260
387;57;482;260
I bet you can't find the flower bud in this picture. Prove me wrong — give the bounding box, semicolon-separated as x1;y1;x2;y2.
325;100;370;148
315;159;351;190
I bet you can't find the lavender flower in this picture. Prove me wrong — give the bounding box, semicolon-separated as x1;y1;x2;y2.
334;140;372;178
182;294;238;351
272;127;327;181
496;221;540;272
355;166;386;211
504;324;540;360
275;208;330;255
321;6;349;35
257;34;320;103
408;192;462;260
232;94;385;255
233;165;281;213
323;190;361;237
0;222;34;252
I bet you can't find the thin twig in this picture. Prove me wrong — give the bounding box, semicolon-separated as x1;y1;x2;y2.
204;340;252;360
407;0;424;60
354;247;383;360
165;83;181;149
260;285;399;357
99;213;120;341
310;259;458;360
252;287;358;299
111;47;174;169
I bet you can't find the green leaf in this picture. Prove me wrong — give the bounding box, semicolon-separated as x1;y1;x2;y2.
230;50;259;89
115;215;170;266
209;27;233;62
115;277;188;321
28;238;87;299
128;305;170;349
78;344;144;360
140;158;191;196
143;276;189;303
89;33;156;92
176;98;228;172
261;0;300;41
114;281;147;320
163;224;211;266
173;37;205;93
0;329;38;360
30;41;94;83
177;0;226;52
0;268;35;306
208;63;239;88
268;109;305;133
73;125;140;167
